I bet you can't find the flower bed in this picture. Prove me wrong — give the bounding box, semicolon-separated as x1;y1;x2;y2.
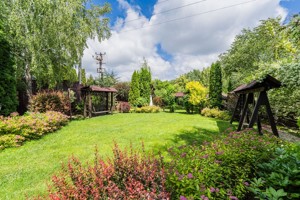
166;128;286;199
0;111;69;150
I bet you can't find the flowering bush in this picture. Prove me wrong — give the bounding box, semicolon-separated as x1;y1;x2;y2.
29;91;70;115
116;101;131;113
0;111;68;150
133;106;160;113
46;143;170;199
166;128;285;200
201;107;230;120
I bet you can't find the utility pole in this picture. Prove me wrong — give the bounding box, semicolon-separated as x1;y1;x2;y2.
93;52;106;84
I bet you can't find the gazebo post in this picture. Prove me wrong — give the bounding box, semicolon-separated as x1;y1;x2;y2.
230;94;242;124
83;92;87;117
88;91;92;118
110;92;114;112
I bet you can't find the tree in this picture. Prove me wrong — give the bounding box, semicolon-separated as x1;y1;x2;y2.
95;71;119;87
7;0;111;97
114;82;130;102
185;81;208;113
129;71;140;106
0;18;18;115
87;74;95;85
209;62;222;108
81;69;87;86
139;60;152;103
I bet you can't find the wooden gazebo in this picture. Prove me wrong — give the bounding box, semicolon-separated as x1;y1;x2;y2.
230;75;281;136
81;85;117;117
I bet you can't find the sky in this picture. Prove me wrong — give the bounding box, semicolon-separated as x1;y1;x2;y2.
82;0;300;81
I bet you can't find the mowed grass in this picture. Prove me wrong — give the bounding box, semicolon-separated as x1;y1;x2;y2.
0;112;231;199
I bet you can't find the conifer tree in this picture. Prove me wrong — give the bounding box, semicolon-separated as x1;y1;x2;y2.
209;62;222;108
129;71;140;105
0;20;18;115
139;60;152;103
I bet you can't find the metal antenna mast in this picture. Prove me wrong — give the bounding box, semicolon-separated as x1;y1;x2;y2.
93;52;106;83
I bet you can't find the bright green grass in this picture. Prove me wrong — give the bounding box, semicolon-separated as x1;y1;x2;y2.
0;112;231;199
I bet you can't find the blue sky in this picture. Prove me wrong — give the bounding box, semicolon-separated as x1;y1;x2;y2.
83;0;300;81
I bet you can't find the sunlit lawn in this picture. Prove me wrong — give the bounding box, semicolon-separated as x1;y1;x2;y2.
0;111;231;199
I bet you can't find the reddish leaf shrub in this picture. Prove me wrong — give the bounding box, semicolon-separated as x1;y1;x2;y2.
0;111;68;150
153;96;164;107
116;101;131;113
47;144;170;199
29;91;70;115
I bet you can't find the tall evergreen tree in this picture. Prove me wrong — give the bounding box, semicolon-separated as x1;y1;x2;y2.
139;60;152;103
129;71;140;105
81;69;87;85
0;20;18;115
209;62;222;108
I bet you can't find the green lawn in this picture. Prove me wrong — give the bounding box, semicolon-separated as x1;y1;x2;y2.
0;112;231;199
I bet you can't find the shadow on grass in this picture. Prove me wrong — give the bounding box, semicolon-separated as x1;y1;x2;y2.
152;119;234;156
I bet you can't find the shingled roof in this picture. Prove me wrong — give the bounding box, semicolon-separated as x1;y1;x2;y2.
81;85;117;93
232;75;281;94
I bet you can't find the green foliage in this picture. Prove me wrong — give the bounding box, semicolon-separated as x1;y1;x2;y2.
153;80;176;109
184;68;210;87
0;20;18;116
133;106;160;113
129;71;140;106
209;62;222;108
184;81;208;113
29;91;70;115
166;128;285;200
114;82;130;102
135;97;149;108
81;68;87;85
95;71;119;87
201;107;230;120
87;74;95;85
297;118;300;128
249;145;300;199
139;60;152;103
46;143;170;199
0;111;68;150
7;0;111;94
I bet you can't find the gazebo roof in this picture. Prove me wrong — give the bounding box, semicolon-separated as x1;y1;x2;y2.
174;92;185;97
81;85;117;93
232;75;281;94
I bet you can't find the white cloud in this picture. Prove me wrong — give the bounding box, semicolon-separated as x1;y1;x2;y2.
82;0;288;81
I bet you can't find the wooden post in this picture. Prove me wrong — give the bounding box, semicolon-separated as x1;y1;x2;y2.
106;92;109;111
88;92;92;118
83;93;87;117
230;94;242;124
262;91;279;137
110;92;114;113
237;93;252;131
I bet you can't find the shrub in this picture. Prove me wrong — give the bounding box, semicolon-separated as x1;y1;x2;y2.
29;91;70;115
0;111;68;150
298;118;300;128
249;144;300;199
166;128;285;200
46;143;170;199
133;106;160;113
116;101;131;113
153;96;164;107
201;107;230;120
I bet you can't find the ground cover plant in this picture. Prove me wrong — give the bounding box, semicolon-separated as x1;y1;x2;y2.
166;128;286;200
201;107;230;120
132;105;161;113
0;111;68;150
0;112;229;199
44;143;170;199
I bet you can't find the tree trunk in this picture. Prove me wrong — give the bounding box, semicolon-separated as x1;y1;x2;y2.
25;62;33;99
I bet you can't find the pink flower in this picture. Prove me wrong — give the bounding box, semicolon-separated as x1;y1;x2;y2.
244;182;249;186
180;196;188;200
229;196;238;200
210;187;215;192
187;173;193;179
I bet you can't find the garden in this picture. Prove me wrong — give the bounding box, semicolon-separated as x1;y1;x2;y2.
1;0;300;199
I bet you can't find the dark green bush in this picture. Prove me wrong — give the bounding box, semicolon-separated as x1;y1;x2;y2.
166;128;285;200
249;144;300;199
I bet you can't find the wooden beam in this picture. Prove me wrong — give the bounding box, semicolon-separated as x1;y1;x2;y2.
262;91;279;137
83;93;87;117
88;92;92;118
237;93;252;131
230;94;242;124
